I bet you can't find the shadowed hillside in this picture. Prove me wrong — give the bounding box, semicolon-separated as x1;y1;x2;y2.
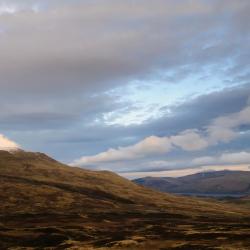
1;150;250;249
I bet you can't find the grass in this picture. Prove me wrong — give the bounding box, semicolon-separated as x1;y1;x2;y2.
0;150;249;249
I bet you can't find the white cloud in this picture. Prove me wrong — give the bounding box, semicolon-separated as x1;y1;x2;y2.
171;129;208;151
73;104;250;168
207;106;250;144
0;2;40;15
0;0;249;163
212;106;250;129
192;151;250;166
72;136;172;166
220;151;250;164
192;156;216;165
0;134;20;151
0;4;18;15
73;130;212;167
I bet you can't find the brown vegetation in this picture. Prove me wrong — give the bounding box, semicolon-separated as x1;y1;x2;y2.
0;150;250;249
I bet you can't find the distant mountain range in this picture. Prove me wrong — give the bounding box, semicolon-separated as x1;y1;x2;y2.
133;170;250;196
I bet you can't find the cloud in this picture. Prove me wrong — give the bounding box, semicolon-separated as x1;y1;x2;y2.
0;0;44;15
72;136;172;165
170;130;209;151
220;151;250;164
192;156;217;166
209;106;250;131
0;4;18;14
206;105;250;145
73;104;250;168
0;0;249;111
0;134;20;151
123;150;250;177
192;151;250;166
41;84;250;163
0;0;249;166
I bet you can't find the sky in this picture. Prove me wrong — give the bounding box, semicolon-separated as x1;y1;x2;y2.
0;0;250;178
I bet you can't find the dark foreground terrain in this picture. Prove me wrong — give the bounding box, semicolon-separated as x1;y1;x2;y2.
1;211;250;249
0;150;250;249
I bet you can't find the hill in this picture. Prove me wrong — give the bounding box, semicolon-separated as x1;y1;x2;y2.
0;150;250;249
134;170;250;195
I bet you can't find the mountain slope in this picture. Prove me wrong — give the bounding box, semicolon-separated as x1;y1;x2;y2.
134;170;250;195
1;150;250;249
1;150;243;216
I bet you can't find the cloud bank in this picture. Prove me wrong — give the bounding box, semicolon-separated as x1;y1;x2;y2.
0;0;249;176
72;105;250;169
192;151;250;166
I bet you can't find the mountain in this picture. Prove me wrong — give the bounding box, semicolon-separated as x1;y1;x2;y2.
1;150;250;249
133;170;250;195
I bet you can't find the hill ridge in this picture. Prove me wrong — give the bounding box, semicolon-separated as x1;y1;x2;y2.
134;170;250;195
1;150;250;249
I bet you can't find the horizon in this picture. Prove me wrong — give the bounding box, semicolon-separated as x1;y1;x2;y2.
0;0;250;178
1;148;250;179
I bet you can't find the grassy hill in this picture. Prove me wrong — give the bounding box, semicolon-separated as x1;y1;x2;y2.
1;150;250;249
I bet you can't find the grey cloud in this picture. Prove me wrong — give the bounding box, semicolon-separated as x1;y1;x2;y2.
0;0;250;168
0;1;248;106
13;83;249;162
0;0;249;95
0;93;127;130
72;103;250;170
147;83;250;136
192;151;250;166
